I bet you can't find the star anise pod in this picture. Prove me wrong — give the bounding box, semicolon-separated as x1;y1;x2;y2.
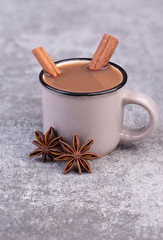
29;127;63;163
55;134;100;174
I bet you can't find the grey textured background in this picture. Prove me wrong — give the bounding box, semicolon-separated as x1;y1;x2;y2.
0;0;163;239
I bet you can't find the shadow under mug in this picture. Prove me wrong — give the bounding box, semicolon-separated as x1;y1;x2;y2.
39;58;158;156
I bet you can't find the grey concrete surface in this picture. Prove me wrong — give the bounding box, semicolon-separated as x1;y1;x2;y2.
0;0;163;239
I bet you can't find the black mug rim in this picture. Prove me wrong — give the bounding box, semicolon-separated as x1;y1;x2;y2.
39;58;127;96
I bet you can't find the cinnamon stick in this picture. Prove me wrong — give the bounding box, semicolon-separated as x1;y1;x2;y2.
40;47;61;75
32;46;61;77
88;34;119;71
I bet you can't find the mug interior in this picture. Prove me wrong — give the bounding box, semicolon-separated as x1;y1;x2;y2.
39;58;127;96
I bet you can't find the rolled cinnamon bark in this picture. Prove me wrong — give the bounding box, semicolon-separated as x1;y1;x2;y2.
32;46;61;77
88;34;119;71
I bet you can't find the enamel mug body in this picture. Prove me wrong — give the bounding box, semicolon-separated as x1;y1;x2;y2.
40;58;158;156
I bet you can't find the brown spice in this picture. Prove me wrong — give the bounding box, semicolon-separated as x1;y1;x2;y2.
88;33;119;71
29;127;64;163
55;134;100;174
32;46;61;77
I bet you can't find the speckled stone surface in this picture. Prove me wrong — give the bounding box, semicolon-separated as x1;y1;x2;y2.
0;0;163;239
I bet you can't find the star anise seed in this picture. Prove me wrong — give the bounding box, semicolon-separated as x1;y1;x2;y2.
55;134;100;174
29;126;64;163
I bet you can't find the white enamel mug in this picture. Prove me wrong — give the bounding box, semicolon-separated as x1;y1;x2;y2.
39;58;158;156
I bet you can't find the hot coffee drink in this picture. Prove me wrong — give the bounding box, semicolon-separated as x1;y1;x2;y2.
32;34;158;157
43;61;123;93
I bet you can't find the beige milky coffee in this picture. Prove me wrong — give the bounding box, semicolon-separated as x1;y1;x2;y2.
43;61;123;93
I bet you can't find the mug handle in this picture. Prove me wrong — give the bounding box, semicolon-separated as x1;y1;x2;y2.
120;89;159;143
